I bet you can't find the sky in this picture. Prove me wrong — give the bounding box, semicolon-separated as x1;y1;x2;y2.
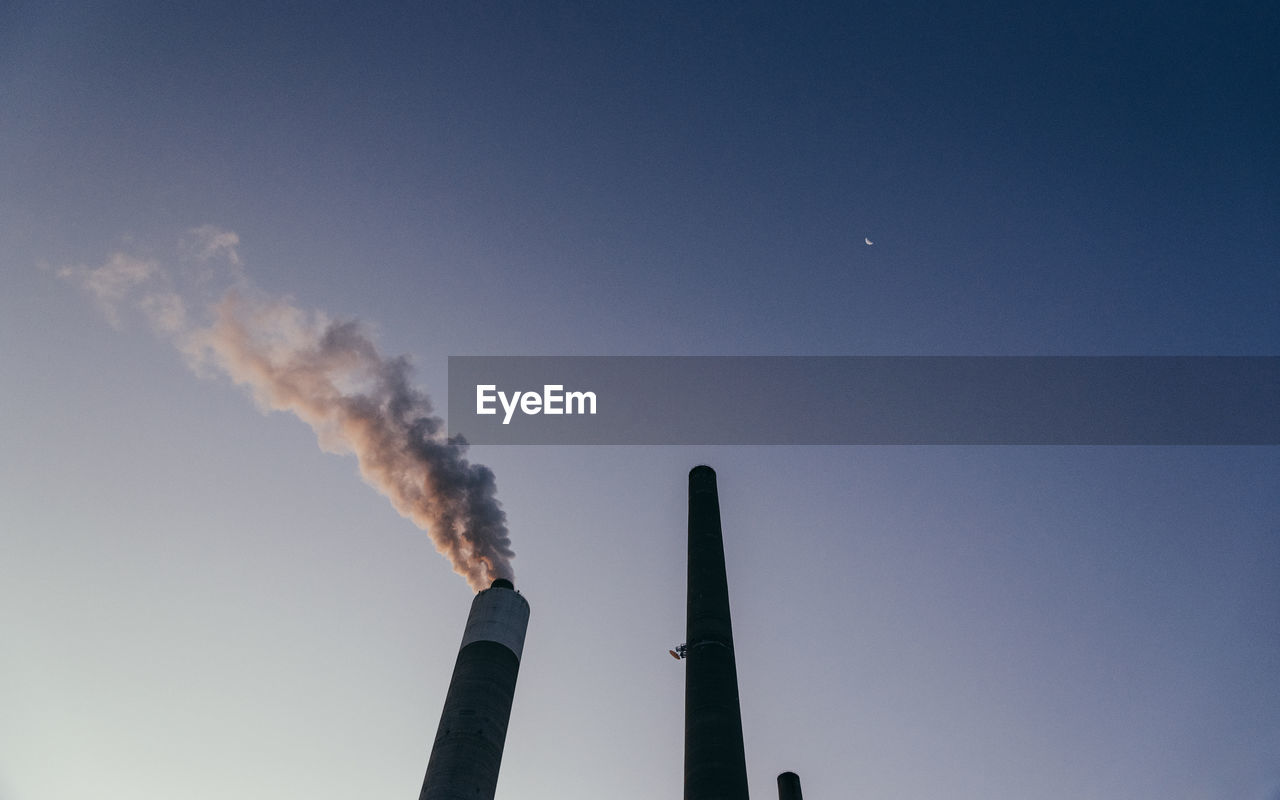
2;2;1278;799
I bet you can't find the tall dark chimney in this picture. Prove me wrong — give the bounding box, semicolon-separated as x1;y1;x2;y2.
777;772;803;800
685;465;750;800
419;579;529;800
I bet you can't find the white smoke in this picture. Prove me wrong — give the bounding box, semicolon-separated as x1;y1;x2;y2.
60;227;514;591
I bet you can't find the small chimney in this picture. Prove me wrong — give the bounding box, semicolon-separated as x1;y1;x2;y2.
778;771;804;800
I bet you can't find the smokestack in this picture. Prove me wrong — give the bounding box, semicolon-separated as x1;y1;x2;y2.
685;465;750;800
777;772;803;800
420;579;530;800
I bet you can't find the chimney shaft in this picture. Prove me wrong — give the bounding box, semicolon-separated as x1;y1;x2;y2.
685;465;750;800
419;580;529;800
777;772;803;800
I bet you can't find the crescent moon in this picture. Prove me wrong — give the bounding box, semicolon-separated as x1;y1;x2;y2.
865;237;874;246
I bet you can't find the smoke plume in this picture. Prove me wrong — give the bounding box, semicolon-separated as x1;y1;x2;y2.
59;227;513;591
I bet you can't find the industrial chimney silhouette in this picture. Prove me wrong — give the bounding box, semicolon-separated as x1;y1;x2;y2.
685;465;750;800
777;771;803;800
419;579;529;800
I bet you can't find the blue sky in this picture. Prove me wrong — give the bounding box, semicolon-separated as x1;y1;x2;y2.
2;3;1277;799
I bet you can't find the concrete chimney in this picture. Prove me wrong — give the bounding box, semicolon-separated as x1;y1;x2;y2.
777;772;803;800
419;579;530;800
685;465;750;800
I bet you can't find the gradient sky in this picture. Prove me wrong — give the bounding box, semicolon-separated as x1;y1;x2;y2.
3;3;1278;800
